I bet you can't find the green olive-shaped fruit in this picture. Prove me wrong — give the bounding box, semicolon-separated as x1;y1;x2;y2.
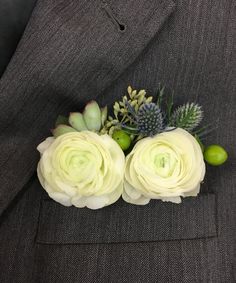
112;130;131;151
204;144;228;166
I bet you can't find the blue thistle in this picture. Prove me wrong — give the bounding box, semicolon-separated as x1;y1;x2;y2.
136;103;164;136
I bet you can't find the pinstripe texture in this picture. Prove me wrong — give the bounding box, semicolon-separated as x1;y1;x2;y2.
0;0;235;282
36;194;216;244
0;0;175;215
0;0;37;76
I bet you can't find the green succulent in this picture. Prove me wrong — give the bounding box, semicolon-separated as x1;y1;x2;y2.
52;101;107;138
52;86;205;142
52;125;77;138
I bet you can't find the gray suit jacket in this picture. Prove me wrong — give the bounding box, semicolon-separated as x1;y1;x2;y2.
0;0;235;282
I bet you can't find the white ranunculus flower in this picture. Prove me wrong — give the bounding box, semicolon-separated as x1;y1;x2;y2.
37;131;125;209
123;128;205;205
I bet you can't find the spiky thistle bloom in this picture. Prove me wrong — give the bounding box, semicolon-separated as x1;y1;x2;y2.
170;103;203;131
135;103;164;136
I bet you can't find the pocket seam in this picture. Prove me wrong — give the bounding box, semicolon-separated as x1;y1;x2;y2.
36;193;217;245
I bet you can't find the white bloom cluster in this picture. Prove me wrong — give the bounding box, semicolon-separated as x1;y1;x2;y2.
37;128;205;209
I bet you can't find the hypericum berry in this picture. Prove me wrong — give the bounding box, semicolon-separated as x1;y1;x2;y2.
204;144;228;166
112;130;131;151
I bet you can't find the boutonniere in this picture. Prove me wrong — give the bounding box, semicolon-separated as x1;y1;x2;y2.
37;86;228;209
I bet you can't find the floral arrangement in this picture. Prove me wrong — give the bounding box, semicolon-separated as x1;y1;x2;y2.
37;86;228;209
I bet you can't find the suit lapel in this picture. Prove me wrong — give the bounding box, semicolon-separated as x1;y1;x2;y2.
0;0;176;215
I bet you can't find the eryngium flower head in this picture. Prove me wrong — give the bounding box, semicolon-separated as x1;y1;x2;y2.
136;103;164;136
170;103;203;132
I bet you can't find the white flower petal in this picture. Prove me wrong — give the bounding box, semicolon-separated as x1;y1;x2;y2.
49;191;72;206
124;128;205;205
86;195;109;209
55;179;77;197
37;132;125;209
122;189;150;205
71;196;87;208
161;196;182;204
124;180;142;200
37;137;55;155
183;183;201;197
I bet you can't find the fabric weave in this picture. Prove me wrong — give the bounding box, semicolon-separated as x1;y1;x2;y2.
0;0;235;282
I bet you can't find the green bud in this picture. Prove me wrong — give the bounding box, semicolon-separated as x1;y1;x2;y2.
69;112;88;131
52;125;77;138
83;101;102;131
146;97;153;103
100;106;108;126
127;86;132;95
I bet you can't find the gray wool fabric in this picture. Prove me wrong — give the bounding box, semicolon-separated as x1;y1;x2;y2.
0;0;236;282
0;0;37;76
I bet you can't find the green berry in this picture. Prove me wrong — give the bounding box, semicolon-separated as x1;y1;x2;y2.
204;144;228;166
112;130;131;151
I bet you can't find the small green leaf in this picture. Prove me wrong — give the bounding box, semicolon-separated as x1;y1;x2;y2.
157;85;165;107
166;92;174;124
69;112;88;131
52;124;77;138
194;134;205;152
83;101;102;131
100;106;108;126
55;115;69;127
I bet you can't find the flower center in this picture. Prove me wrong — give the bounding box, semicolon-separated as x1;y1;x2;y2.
67;152;93;175
71;155;89;168
58;147;98;182
154;152;177;178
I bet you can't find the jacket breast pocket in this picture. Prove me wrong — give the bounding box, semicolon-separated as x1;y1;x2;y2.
36;194;217;244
